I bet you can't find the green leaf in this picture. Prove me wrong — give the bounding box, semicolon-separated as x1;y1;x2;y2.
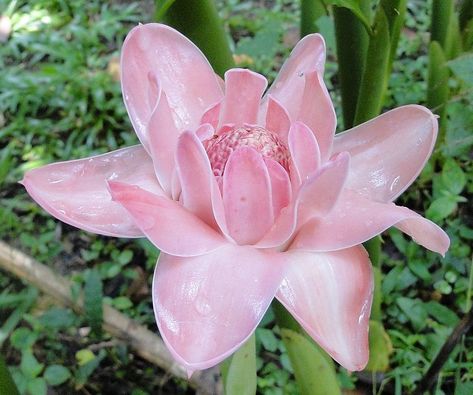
75;349;95;366
426;196;458;222
442;159;466;195
39;307;76;329
448;52;473;85
256;328;279;353
425;301;459;326
118;250;134;265
26;377;47;395
220;335;256;395
396;297;428;331
44;365;71;386
10;328;38;351
20;351;44;379
0;354;20;395
280;329;341;395
408;260;432;282
112;296;133;310
427;41;449;134
330;0;372;34
365;320;393;372
84;269;103;336
455;381;473;395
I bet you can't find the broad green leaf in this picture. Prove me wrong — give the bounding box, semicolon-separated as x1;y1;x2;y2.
44;365;71;386
448;52;473;85
112;296;133;310
280;328;341;395
455;382;473;395
20;351;44;379
75;350;106;388
426;196;458;222
396;297;428;331
26;378;47;395
365;320;393;372
84;269;103;336
441;158;466;194
408;260;432;282
425;301;459;326
10;328;38;351
39;307;76;329
118;249;134;265
220;334;256;395
256;328;278;353
330;0;372;34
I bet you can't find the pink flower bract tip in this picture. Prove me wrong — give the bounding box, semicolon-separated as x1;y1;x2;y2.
22;23;450;372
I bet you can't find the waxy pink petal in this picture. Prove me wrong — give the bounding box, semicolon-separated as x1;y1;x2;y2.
288;122;322;186
219;69;268;127
121;23;223;143
333;105;438;202
264;96;291;143
277;246;373;371
176;130;226;232
265;158;292;219
22;146;161;237
223;147;274;245
292;189;450;255
152;244;286;370
108;182;226;257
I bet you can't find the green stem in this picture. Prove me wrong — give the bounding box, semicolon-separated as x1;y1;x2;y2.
300;0;327;36
155;0;235;76
0;355;19;395
379;0;407;73
431;0;454;52
333;1;370;129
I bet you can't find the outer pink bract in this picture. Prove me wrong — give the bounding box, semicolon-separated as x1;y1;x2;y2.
22;23;450;373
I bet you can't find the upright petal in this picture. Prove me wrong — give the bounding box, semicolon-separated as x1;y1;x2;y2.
333;105;438;202
267;33;326;116
264;95;291;143
219;69;268;127
223;147;274;245
176;130;227;233
21;146;161;237
277;247;373;371
153;244;286;370
147;91;179;193
108;182;226;257
265;158;292;219
288;122;321;186
296;71;336;161
121;23;223;144
292;189;450;256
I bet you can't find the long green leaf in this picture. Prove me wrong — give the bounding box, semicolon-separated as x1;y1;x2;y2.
379;0;407;71
220;334;256;395
0;354;19;395
333;2;370;128
281;328;341;395
354;7;390;125
155;0;235;76
330;0;372;34
300;0;327;36
84;269;103;337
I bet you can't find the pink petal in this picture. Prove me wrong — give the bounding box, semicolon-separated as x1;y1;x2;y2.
297;71;336;162
267;33;326;122
333;105;439;202
292;189;450;255
223;147;273;245
121;23;223;143
176;130;226;232
255;153;348;249
288;121;321;187
147;91;179;193
264;95;291;143
108;181;226;257
219;69;268;127
277;246;373;371
296;152;349;224
22;146;161;237
200;101;221;131
153;244;286;371
265;158;292;219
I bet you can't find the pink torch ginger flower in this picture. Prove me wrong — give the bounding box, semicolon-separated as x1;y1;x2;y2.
22;24;449;373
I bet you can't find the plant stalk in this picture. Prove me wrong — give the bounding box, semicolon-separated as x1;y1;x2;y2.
300;0;327;36
0;354;19;395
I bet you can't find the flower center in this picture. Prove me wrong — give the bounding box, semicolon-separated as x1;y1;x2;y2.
203;126;290;177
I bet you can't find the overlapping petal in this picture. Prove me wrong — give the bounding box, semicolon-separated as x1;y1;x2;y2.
21;146;161;237
152;244;287;370
333;105;438;202
277;246;373;371
121;23;223;145
292;189;450;255
108;181;226;256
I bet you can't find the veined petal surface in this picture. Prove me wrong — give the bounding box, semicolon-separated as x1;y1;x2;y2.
153;244;286;370
333;105;438;202
277;246;373;371
121;23;223;144
108;182;226;257
22;146;161;237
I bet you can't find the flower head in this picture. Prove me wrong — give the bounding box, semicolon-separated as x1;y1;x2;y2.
22;23;449;373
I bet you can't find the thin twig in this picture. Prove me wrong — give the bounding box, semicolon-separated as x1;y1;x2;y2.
412;306;473;395
0;241;222;395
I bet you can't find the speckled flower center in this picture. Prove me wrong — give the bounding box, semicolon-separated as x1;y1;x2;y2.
203;126;290;177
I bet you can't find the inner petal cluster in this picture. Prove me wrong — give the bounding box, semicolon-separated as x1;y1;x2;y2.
203;126;290;177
